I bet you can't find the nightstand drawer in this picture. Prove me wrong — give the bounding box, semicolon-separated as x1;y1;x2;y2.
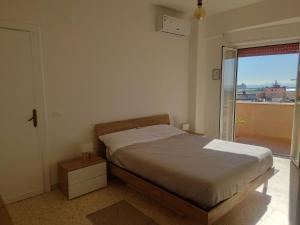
69;175;107;199
68;162;106;185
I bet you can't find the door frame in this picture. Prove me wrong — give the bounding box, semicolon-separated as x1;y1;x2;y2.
291;43;300;167
0;21;50;195
219;46;238;141
223;41;300;155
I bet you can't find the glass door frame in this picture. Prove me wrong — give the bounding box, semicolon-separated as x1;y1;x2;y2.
291;43;300;167
220;43;300;147
219;46;238;141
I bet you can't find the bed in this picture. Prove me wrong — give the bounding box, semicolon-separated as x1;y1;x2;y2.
95;114;275;225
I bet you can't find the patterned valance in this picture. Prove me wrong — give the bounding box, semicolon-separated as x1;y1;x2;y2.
238;43;299;57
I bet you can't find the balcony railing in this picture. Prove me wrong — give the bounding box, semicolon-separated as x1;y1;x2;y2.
235;101;294;155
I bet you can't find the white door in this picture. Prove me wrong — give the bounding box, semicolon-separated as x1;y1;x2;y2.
291;44;300;168
0;28;44;203
220;47;238;141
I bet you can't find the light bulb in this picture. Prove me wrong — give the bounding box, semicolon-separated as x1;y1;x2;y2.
194;6;206;20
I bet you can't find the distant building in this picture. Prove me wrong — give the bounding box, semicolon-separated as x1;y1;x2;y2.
256;92;265;102
237;83;247;90
286;91;296;102
236;81;293;102
263;80;286;102
237;92;257;101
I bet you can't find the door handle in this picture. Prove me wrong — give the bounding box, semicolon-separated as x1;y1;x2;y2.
28;109;38;127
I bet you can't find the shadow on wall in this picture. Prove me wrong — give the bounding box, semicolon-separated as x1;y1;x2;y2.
215;191;271;225
289;162;300;225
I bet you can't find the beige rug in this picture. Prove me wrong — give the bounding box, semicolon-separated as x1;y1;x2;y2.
87;200;159;225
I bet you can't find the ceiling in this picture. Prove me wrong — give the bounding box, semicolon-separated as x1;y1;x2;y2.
149;0;266;16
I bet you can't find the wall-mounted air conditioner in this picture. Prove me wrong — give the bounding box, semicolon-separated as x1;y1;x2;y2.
157;15;191;36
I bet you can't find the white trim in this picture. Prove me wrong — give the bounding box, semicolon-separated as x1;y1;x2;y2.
3;189;44;204
220;47;238;141
0;21;50;193
224;16;300;35
291;43;300;168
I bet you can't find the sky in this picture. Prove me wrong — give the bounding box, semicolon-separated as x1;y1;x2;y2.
237;53;299;88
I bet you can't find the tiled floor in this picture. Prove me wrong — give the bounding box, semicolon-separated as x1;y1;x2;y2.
7;157;291;225
236;136;291;156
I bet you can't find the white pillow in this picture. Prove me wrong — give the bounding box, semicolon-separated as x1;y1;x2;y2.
99;125;185;154
137;124;185;139
100;128;146;154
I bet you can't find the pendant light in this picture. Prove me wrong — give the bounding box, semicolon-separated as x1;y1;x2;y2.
194;0;206;20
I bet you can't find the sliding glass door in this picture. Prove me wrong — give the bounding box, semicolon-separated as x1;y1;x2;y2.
220;47;238;141
291;44;300;167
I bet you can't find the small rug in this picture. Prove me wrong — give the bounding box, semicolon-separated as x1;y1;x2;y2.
87;200;159;225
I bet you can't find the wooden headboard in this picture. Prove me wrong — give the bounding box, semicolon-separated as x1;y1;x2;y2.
95;114;170;137
94;114;170;157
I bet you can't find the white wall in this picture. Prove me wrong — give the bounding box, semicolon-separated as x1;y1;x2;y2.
195;25;223;137
206;0;300;37
224;21;300;47
195;0;300;137
0;0;197;185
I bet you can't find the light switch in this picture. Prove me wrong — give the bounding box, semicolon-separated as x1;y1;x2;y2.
212;68;221;80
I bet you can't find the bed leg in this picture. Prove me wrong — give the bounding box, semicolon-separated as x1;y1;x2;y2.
263;181;268;194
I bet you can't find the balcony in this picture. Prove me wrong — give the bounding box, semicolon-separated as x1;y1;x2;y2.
235;101;294;156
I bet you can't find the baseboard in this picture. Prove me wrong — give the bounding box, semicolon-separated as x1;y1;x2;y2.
3;189;43;204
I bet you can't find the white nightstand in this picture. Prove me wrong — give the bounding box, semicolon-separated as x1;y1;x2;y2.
58;156;107;199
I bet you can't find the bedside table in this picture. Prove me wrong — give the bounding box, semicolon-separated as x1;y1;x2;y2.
58;155;107;199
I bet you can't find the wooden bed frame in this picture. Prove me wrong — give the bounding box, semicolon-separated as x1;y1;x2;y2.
95;114;275;225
